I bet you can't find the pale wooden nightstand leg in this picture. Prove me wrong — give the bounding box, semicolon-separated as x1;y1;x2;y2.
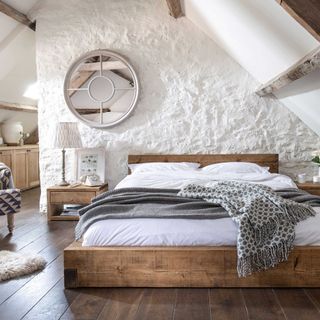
7;214;14;233
47;191;52;221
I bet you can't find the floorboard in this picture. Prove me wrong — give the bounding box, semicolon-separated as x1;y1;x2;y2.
22;279;79;320
174;288;210;320
60;290;108;320
0;188;319;320
241;289;286;320
97;289;143;320
274;289;320;320
133;289;176;320
209;288;248;320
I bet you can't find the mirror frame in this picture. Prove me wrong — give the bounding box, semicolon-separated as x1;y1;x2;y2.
64;49;140;128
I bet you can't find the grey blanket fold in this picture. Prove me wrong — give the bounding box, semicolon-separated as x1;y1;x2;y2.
75;185;320;277
75;188;229;240
178;182;318;277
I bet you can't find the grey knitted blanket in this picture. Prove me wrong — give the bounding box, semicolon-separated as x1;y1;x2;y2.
75;188;229;240
75;185;320;277
179;182;318;277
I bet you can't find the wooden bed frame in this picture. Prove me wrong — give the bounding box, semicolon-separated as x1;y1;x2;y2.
64;154;320;288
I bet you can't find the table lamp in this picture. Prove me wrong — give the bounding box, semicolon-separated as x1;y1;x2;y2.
53;122;82;186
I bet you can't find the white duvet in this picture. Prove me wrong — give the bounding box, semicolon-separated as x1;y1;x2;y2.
82;170;320;247
115;170;297;191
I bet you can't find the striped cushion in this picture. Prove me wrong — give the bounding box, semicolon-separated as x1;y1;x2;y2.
0;189;21;215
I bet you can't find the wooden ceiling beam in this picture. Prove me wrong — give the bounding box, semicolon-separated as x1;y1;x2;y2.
276;0;320;42
256;47;320;96
0;1;36;31
69;71;94;97
76;108;111;115
0;101;37;112
165;0;183;18
79;61;127;72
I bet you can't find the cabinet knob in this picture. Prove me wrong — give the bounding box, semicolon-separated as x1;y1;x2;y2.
0;152;2;155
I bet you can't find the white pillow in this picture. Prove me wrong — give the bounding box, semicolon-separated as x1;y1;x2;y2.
200;162;270;174
129;162;200;173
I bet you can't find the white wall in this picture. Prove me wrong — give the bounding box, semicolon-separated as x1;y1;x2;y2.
0;26;37;106
34;0;320;211
182;0;319;84
0;14;38;138
275;69;320;136
182;0;320;137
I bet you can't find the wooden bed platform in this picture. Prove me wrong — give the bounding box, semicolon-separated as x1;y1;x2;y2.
64;153;320;288
64;243;320;288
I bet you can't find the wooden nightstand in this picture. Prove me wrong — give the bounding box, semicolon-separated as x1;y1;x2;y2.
296;182;320;196
47;184;108;221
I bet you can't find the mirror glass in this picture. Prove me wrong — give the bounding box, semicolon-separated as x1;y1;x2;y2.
64;50;139;128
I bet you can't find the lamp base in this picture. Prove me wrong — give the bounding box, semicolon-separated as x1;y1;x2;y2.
58;180;70;186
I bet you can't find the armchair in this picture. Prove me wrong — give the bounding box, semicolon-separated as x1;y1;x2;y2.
0;163;21;233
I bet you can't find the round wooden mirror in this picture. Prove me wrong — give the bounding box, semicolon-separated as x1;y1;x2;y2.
64;50;139;128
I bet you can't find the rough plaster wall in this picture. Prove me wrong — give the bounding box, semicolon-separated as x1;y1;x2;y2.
35;0;320;211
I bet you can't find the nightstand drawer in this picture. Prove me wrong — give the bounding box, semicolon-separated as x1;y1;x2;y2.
50;191;96;204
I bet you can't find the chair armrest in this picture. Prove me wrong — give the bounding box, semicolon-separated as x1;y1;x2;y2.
0;168;11;190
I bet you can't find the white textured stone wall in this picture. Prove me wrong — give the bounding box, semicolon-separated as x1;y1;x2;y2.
35;0;320;211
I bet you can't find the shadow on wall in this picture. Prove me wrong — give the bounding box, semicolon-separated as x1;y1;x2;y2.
275;69;320;99
275;69;320;137
0;110;38;139
183;0;312;59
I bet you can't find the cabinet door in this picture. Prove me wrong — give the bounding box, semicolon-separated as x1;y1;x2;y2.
27;149;40;187
13;150;28;189
0;150;13;169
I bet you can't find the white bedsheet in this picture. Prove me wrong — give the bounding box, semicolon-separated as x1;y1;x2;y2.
83;207;320;246
115;171;297;191
83;170;318;247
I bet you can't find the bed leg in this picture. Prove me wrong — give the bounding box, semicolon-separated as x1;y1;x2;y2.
64;269;78;288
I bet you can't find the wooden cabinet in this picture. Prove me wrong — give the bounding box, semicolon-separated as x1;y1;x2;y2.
26;148;40;188
0;145;39;190
13;149;28;189
0;150;13;168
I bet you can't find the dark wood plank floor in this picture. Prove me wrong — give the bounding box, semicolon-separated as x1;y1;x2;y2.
1;188;320;320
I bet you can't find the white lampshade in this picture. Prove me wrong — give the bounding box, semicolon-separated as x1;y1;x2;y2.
53;122;83;149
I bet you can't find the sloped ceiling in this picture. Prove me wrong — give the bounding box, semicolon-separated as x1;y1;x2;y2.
182;0;319;83
0;0;38;106
181;0;320;136
2;0;39;14
0;0;39;135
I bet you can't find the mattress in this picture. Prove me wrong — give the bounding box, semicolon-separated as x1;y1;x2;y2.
82;168;319;247
82;206;320;247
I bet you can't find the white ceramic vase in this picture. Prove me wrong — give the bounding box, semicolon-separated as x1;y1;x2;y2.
1;121;23;145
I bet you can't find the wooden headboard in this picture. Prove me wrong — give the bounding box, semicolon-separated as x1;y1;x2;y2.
128;154;279;173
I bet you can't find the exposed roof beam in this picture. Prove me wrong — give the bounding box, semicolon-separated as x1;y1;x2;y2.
112;70;134;86
76;108;111;115
79;61;127;72
165;0;183;18
68;71;94;97
276;0;320;42
0;101;37;112
256;47;320;96
0;1;36;31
